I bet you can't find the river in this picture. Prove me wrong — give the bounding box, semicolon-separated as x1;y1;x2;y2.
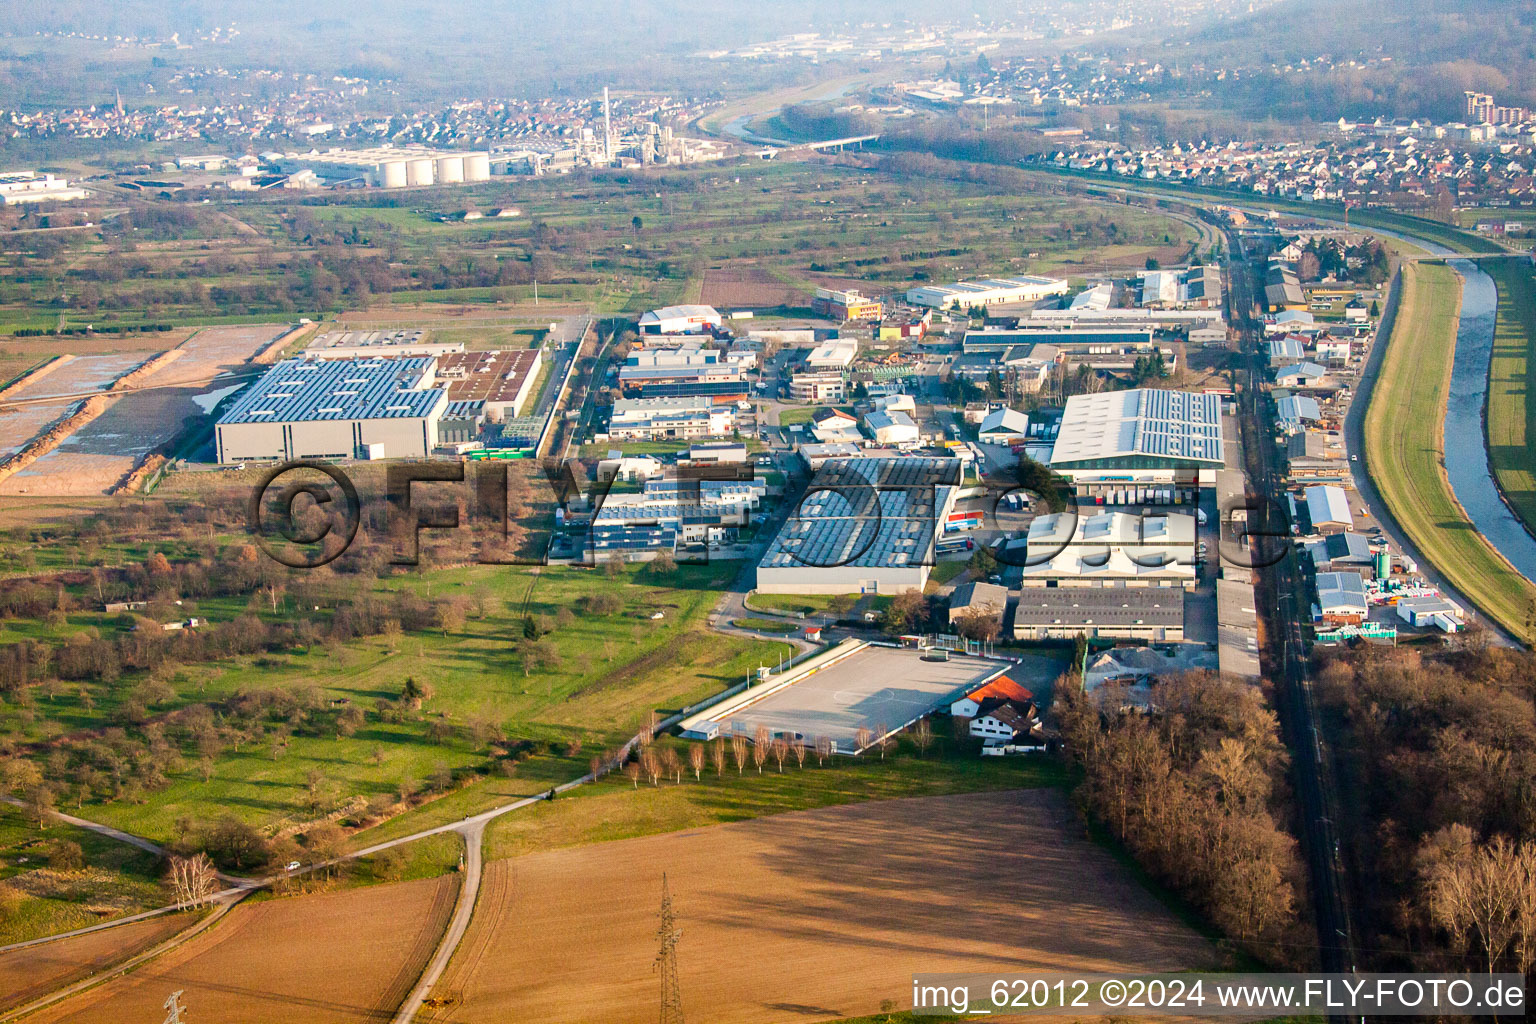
1441;257;1536;583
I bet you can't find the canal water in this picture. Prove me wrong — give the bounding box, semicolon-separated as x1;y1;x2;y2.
1441;257;1536;583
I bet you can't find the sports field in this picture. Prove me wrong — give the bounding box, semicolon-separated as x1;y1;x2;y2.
1485;257;1536;535
1363;262;1536;643
683;643;1062;753
425;790;1216;1024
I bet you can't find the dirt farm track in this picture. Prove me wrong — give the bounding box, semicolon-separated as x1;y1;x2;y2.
20;874;458;1024
424;790;1217;1024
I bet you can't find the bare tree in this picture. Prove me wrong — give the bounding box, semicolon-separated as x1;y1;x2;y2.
815;735;834;765
711;737;727;777
730;733;748;774
854;725;874;754
913;717;933;757
689;743;706;781
770;737;789;772
641;748;661;786
661;746;681;784
167;853;217;908
624;761;641;788
589;754;604;781
792;740;808;769
874;722;893;760
752;725;770;774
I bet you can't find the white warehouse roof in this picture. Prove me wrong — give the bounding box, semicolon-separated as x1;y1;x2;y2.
1049;388;1224;468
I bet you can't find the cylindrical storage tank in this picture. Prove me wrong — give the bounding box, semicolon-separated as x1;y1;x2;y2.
1375;549;1391;578
435;156;464;183
378;160;408;189
406;158;435;186
463;152;491;181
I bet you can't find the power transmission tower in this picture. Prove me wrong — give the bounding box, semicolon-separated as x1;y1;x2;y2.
654;873;684;1024
162;990;187;1024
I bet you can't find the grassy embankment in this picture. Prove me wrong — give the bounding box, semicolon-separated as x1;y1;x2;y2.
1363;262;1536;643
1485;257;1536;539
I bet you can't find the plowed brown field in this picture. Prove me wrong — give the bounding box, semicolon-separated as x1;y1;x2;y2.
425;789;1215;1024
26;875;458;1024
0;913;193;1012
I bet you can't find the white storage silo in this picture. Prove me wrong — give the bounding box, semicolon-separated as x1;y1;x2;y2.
435;155;465;183
406;158;435;186
378;159;408;189
463;152;491;181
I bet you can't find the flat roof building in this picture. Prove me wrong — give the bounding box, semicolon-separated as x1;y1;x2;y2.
756;457;960;595
804;338;859;371
436;348;545;418
306;329;464;360
1014;510;1197;589
215;357;448;463
606;395;734;440
907;275;1069;310
1013;588;1184;642
637;304;722;335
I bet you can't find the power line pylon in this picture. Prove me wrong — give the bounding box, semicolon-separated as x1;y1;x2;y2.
162;990;187;1024
654;873;684;1024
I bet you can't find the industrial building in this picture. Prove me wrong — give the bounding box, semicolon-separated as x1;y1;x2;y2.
1012;510;1197;589
864;409;920;447
1303;485;1353;534
270;147;491;189
963;327;1156;355
1012;588;1184;642
789;370;848;403
306;330;465;360
812;288;883;321
756;457;961;595
605;396;734;440
906;275;1068;310
1047;388;1226;501
436;348;545;418
0;171;89;205
215;357;448;463
1314;571;1368;625
637;305;722;335
977;407;1031;444
804;338;859;371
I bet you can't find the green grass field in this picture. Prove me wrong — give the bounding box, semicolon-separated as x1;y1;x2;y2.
1364;262;1536;643
0;804;166;944
1484;257;1536;538
2;560;792;847
742;592;840;616
484;738;1066;861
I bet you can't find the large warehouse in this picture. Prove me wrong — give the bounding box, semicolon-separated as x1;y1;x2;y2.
1048;388;1226;502
906;275;1068;310
756;457;960;595
636;305;723;335
215;357;448;463
1014;511;1197;589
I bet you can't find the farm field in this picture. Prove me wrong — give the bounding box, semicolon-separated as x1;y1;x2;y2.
1363;262;1536;643
25;874;459;1024
2;161;1201;332
0;911;196;1012
0;324;284;495
430;790;1217;1024
1485;257;1536;536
